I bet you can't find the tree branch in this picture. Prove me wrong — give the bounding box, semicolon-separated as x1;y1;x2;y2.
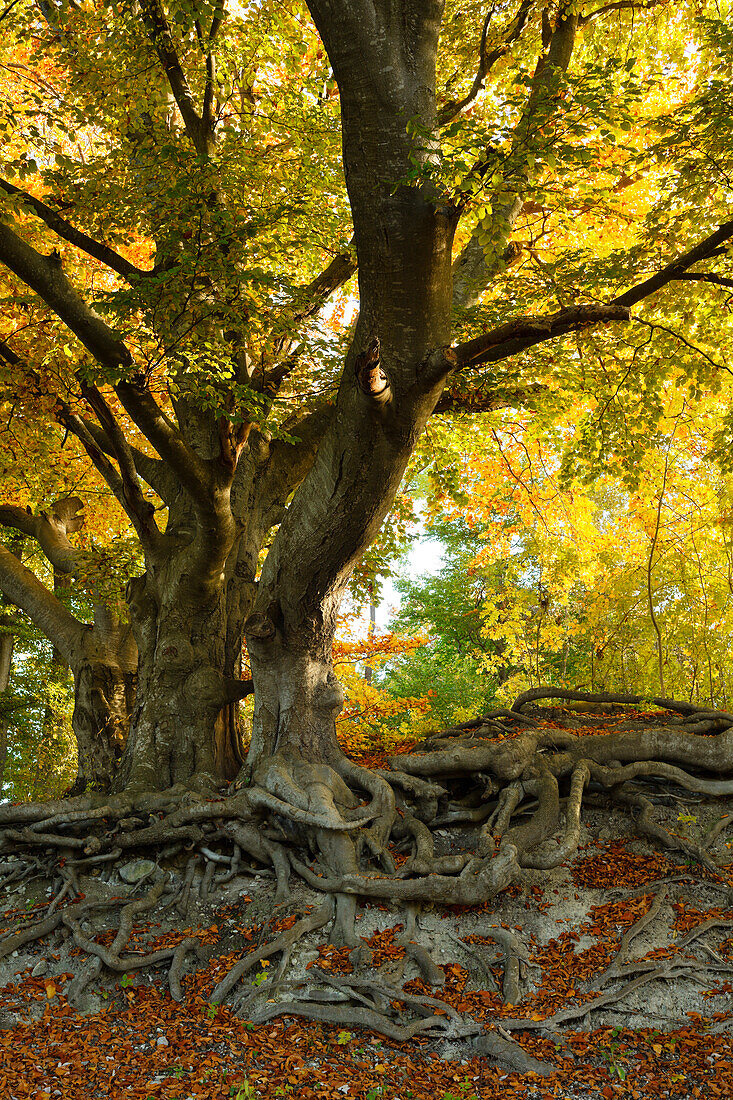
0;178;146;282
449;220;733;373
114;379;219;515
432;381;546;415
78;382;161;546
268;246;357;369
452;303;630;369
673;272;733;289
439;0;533;126
0;498;87;578
197;0;225;135
0;542;82;664
611;219;733;308
452;10;579;309
54;401;133;524
0;220;132;370
138;0;213;157
72;417;174;503
578;0;667;25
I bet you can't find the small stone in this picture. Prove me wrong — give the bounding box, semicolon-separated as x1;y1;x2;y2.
119;859;157;884
156;1036;169;1047
31;960;48;977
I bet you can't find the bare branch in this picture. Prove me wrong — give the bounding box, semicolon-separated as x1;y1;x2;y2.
439;0;532;126
0;179;146;282
448;220;733;374
198;0;225;134
54;402;133;523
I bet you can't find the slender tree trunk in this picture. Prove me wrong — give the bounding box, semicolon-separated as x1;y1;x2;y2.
364;580;376;686
0;612;14;791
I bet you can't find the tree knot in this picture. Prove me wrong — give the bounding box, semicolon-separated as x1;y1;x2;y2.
355;337;391;405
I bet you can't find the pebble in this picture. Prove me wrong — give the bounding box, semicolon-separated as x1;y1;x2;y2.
119;859;157;884
31;960;48;977
156;1036;169;1047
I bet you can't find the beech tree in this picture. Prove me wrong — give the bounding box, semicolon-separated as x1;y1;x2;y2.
4;0;733;972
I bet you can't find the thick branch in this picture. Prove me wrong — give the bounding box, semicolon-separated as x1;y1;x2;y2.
0;178;146;282
449;221;733;371
0;221;132;369
0;542;82;664
0;498;85;577
55;403;135;527
114;380;214;510
452;303;630;369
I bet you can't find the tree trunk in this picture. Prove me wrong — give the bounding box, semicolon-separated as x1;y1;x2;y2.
114;566;227;791
0;612;14;791
241;3;456;905
70;622;137;793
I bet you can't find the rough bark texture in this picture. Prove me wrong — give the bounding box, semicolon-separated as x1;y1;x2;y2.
0;611;13;790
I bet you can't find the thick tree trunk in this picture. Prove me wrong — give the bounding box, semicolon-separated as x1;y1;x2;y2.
116;569;229;791
245;1;454;785
70;626;137;793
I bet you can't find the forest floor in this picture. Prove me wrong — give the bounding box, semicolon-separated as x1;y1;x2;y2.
1;706;732;1099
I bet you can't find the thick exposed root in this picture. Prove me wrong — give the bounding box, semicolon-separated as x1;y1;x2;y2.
3;689;733;1052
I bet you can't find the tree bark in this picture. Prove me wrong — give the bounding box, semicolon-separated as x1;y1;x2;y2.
0;610;14;791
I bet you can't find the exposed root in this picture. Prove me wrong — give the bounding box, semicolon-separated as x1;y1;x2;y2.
472;1031;556;1075
520;760;589;870
247;997;468;1042
616;789;720;874
4;689;733;1048
210;899;334;1004
168;937;202;1002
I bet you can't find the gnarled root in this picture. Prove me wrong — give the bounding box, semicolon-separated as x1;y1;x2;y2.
3;689;733;1048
